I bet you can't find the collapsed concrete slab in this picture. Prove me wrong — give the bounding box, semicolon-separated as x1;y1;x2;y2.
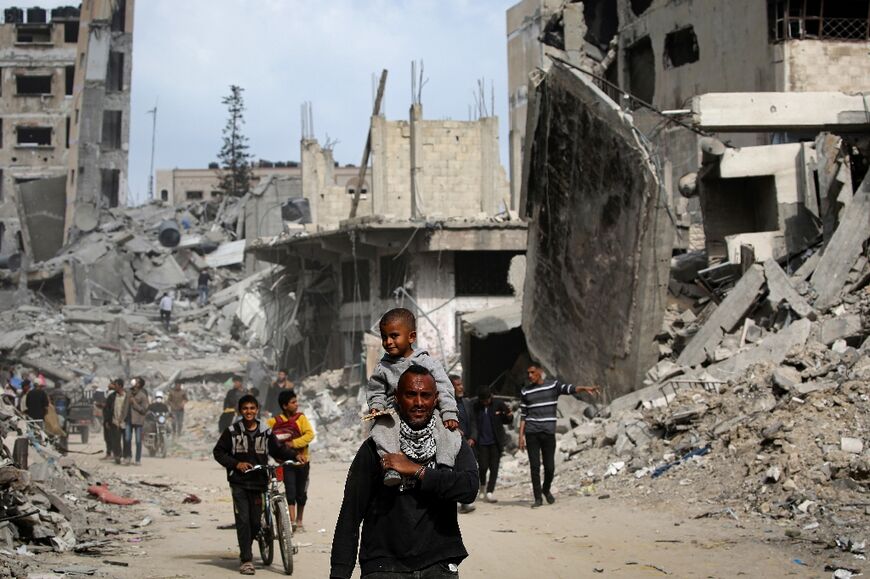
676;264;766;367
15;177;66;263
812;172;870;311
521;61;674;400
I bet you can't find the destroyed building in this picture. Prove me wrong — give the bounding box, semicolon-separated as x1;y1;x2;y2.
155;162;362;206
507;0;870;249
0;0;134;288
248;102;522;382
0;5;81;254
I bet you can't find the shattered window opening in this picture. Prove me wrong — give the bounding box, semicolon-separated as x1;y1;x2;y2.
768;0;870;41
101;110;122;149
65;66;74;96
101;169;120;208
664;26;700;68
16;25;52;44
16;75;52;96
583;0;619;50
185;190;203;200
341;259;371;303
454;251;521;297
160;189;169;201
63;20;79;43
111;0;127;32
16;126;52;147
379;254;408;299
626;35;655;105
107;52;124;92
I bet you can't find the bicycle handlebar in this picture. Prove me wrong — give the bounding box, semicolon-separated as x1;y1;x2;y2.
242;459;302;474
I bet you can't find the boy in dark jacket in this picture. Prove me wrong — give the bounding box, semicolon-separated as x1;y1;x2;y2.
213;394;287;575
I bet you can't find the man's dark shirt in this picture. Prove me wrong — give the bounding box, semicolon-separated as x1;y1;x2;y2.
477;406;497;446
198;271;210;287
223;387;245;411
456;396;471;435
25;388;49;420
330;438;479;579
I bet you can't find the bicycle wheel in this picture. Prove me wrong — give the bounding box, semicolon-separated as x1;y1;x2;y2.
258;503;274;566
273;496;294;575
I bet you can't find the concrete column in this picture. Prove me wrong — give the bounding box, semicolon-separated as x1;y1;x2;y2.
409;104;423;219
480;117;499;213
370;115;388;215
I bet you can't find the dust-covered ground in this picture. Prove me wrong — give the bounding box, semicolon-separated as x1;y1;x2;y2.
22;435;833;579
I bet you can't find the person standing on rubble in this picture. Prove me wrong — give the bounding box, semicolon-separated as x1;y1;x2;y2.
159;292;173;331
519;363;598;508
25;379;49;423
18;379;31;415
167;381;188;436
122;378;149;466
213;394;285;576
197;268;211;307
219;376;247;434
104;379;126;464
331;366;479;579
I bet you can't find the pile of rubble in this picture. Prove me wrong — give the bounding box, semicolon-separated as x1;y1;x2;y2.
498;231;869;561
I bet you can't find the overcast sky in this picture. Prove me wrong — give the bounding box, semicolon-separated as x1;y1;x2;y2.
31;0;517;204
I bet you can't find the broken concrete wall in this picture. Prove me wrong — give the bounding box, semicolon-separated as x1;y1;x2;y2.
244;175;302;274
698;142;822;262
15;176;66;263
522;61;674;400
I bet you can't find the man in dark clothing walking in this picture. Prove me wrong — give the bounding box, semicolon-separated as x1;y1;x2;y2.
519;363;598;508
331;365;478;579
470;388;512;503
25;381;50;421
450;375;477;514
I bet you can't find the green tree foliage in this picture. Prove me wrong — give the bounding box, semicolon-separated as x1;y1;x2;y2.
217;85;253;197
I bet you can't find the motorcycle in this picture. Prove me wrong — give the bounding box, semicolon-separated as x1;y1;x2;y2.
144;411;170;458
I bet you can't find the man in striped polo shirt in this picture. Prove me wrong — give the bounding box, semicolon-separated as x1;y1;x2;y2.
519;363;598;508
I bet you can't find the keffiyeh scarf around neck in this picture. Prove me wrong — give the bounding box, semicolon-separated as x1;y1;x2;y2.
399;414;437;466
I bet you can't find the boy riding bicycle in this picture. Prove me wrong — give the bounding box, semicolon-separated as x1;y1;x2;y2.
213;394;290;575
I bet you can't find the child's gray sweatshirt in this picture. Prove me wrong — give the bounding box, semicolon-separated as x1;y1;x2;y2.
366;349;458;422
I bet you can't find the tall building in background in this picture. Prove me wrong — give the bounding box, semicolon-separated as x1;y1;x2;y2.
0;5;80;251
65;0;135;240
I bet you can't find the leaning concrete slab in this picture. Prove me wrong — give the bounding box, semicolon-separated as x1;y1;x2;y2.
691;92;870;133
15;177;67;263
763;259;815;320
676;264;765;368
521;61;674;400
813;172;870;311
707;318;812;381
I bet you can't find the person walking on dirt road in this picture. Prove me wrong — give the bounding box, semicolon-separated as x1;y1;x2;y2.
213;394;284;575
330;365;479;579
167;381;188;436
519;363;598;508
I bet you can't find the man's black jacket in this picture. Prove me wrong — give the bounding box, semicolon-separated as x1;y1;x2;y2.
212;419;287;490
472;399;513;452
330;437;479;579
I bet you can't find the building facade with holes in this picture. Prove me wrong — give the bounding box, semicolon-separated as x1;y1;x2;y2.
507;0;870;251
0;6;80;231
248;219;528;377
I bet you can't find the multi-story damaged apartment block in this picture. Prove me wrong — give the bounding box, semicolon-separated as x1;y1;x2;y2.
247;104;523;379
507;0;870;254
0;1;133;263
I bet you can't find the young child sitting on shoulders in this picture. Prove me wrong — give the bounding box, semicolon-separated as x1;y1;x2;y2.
368;308;460;486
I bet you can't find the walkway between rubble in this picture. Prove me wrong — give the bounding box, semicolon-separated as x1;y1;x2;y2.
29;440;820;578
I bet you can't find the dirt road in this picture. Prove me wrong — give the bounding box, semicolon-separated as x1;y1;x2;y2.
41;440;819;578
